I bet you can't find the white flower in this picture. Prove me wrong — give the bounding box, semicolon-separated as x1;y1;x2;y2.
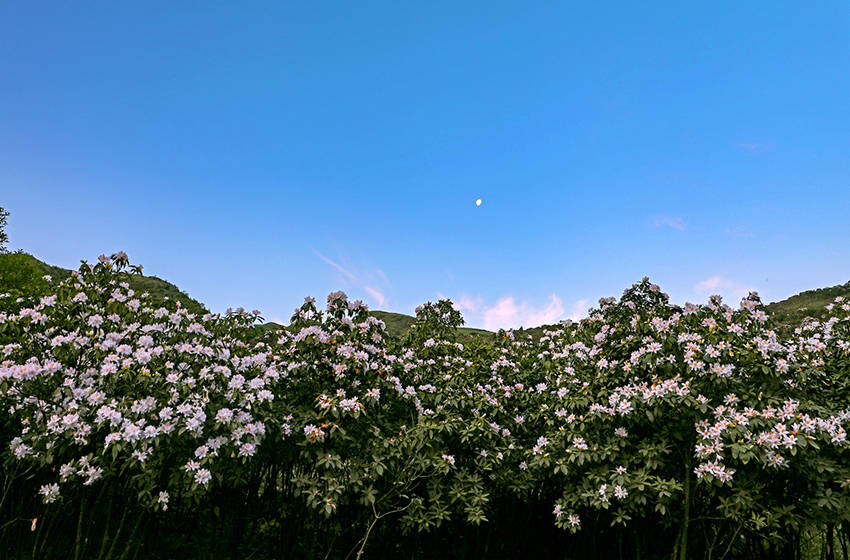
39;483;60;504
195;468;212;485
239;442;256;457
59;463;75;481
215;408;233;423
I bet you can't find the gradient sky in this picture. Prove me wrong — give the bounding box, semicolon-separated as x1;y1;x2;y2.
2;1;849;329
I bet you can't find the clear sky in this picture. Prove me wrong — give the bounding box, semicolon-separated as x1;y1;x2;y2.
2;1;849;329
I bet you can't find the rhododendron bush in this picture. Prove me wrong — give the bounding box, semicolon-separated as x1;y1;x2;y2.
0;254;848;559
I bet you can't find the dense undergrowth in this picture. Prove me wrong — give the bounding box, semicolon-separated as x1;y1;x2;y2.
1;253;849;559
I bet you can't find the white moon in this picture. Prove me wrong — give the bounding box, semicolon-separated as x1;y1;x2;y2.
475;198;482;206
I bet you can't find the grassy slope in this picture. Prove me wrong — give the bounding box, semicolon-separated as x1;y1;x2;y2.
0;253;208;315
370;310;495;343
764;281;850;333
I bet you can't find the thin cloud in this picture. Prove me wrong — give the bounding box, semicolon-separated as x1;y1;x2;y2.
652;216;686;231
375;269;390;285
314;250;390;308
694;275;754;303
736;142;774;154
363;286;386;307
314;251;356;281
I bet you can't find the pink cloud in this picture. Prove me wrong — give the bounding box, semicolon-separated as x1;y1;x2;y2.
694;275;754;303
481;294;565;330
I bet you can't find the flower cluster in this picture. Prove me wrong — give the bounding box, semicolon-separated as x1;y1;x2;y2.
2;260;849;544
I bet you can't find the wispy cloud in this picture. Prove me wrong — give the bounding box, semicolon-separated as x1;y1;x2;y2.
694;275;754;303
652;215;686;231
736;142;774;154
375;269;390;285
314;251;356;282
314;250;390;308
363;285;386;307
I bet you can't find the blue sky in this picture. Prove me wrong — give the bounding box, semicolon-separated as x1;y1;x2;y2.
2;1;849;329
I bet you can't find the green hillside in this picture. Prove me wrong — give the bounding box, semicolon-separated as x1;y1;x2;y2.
0;252;207;315
370;310;495;342
764;280;850;333
369;310;415;335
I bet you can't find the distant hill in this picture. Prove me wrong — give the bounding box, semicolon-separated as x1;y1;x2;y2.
370;310;495;343
0;252;207;315
3;252;846;340
764;281;850;334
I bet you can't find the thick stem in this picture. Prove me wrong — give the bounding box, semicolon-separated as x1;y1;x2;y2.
678;464;691;560
117;512;145;560
719;524;742;560
618;528;623;560
75;491;88;560
32;505;58;559
96;486;116;560
355;515;379;560
103;504;130;560
634;527;641;560
706;524;721;560
827;523;836;560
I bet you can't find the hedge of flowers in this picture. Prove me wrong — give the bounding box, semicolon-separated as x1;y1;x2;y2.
1;254;848;559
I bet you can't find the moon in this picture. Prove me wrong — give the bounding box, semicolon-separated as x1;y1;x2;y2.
475;198;482;207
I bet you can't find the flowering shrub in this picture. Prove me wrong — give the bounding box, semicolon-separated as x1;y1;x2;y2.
1;258;848;559
1;254;279;509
